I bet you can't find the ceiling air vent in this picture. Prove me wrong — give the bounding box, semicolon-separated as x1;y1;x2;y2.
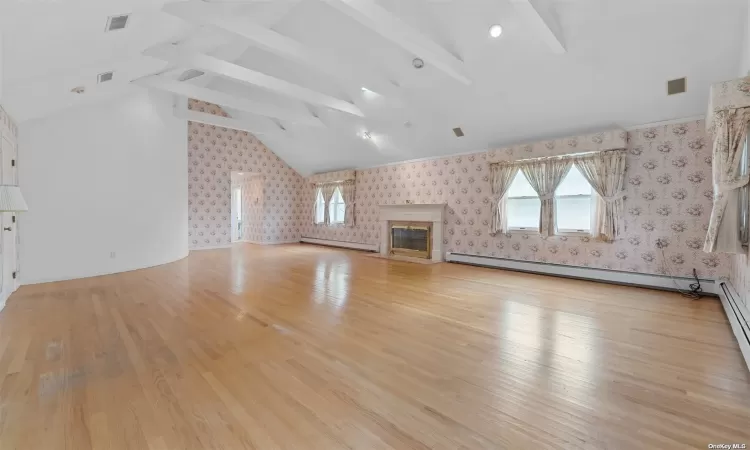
178;69;205;82
453;127;465;137
106;14;130;32
98;71;114;83
667;77;687;95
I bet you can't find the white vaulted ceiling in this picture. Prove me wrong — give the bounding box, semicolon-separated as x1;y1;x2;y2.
0;0;746;175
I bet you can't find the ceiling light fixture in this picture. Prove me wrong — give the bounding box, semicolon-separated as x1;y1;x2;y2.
489;24;503;38
412;58;424;69
361;131;372;140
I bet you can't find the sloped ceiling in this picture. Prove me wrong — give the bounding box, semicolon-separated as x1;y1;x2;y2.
0;0;746;176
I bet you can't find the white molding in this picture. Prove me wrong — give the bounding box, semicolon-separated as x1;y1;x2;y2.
190;244;233;251
446;253;720;295
624;115;706;130
717;281;750;372
301;237;378;252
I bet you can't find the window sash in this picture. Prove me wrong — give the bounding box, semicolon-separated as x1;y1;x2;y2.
555;194;594;233
740;131;749;246
329;188;346;224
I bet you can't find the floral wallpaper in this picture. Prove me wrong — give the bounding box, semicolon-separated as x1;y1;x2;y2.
187;100;303;249
300;120;731;280
231;172;266;243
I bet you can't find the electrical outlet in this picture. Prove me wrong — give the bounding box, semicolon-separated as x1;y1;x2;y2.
110;251;116;259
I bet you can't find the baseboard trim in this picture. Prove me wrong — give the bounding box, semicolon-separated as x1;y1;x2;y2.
190;244;233;251
445;252;719;295
717;282;750;372
300;237;378;252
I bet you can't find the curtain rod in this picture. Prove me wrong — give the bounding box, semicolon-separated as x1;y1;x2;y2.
489;147;626;166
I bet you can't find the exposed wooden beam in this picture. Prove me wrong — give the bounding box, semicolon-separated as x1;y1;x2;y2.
512;0;566;53
173;100;279;135
145;44;364;117
320;0;472;85
133;75;325;127
161;1;403;101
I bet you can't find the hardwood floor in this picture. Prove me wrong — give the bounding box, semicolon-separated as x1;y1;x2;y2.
1;243;749;449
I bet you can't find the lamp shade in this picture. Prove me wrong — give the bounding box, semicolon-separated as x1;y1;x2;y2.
0;185;28;212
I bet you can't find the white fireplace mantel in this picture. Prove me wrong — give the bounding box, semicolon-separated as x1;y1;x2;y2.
378;203;446;261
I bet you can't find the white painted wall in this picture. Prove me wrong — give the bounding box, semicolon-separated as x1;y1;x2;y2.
18;90;188;284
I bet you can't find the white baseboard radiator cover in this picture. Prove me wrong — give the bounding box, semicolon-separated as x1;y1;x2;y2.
718;283;750;372
445;252;719;295
300;237;379;252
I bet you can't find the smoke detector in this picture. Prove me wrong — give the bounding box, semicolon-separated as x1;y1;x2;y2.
98;71;114;83
105;14;130;32
70;86;85;94
412;58;425;69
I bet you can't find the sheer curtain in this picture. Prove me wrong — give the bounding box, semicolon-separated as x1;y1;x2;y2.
520;159;572;236
574;150;627;242
704;109;750;253
341;180;356;227
488;163;519;235
312;186;323;224
320;183;338;225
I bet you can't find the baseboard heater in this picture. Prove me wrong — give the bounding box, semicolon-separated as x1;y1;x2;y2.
719;283;750;371
445;252;719;295
300;237;379;252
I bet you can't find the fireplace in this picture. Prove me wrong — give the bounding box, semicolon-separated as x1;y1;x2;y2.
390;221;432;259
378;204;446;262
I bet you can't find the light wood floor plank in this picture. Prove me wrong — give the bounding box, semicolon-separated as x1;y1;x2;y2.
0;243;748;449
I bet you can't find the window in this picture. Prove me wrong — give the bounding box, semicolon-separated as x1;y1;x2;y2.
506;171;541;231
329;187;346;224
740;130;749;246
314;188;325;224
555;165;594;234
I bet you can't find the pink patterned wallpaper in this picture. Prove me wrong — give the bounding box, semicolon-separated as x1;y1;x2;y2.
188;100;303;249
300;119;731;280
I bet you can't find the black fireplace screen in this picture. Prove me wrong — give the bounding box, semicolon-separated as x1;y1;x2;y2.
391;227;429;251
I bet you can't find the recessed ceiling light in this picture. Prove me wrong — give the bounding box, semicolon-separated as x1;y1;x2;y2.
412;58;425;69
489;24;503;38
361;87;368;92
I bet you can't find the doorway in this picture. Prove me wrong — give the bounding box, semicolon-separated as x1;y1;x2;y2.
231;184;242;243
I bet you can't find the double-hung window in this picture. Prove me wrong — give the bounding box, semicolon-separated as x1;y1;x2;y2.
506;171;541;231
314;188;325;224
555;165;594;234
329;187;346;224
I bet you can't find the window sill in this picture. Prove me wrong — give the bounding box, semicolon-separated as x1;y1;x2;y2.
556;230;592;237
507;229;539;235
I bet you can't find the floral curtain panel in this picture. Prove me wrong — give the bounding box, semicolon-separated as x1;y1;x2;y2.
703;108;750;253
488;163;519;235
574;150;627;242
341;180;356;227
318;183;338;225
520;159;572;236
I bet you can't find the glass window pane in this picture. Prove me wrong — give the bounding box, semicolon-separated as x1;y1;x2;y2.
556;196;592;231
556;166;591;196
507;197;540;229
335;204;346;222
507;171;538;198
315;189;325;223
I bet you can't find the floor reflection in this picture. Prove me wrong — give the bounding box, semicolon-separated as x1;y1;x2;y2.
313;257;351;310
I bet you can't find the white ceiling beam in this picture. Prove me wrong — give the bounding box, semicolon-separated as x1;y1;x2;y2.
161;1;403;100
174;102;279;135
133;75;325;127
320;0;472;85
512;0;566;54
144;44;364;117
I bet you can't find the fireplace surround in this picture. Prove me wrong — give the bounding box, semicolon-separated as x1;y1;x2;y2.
378;204;446;262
